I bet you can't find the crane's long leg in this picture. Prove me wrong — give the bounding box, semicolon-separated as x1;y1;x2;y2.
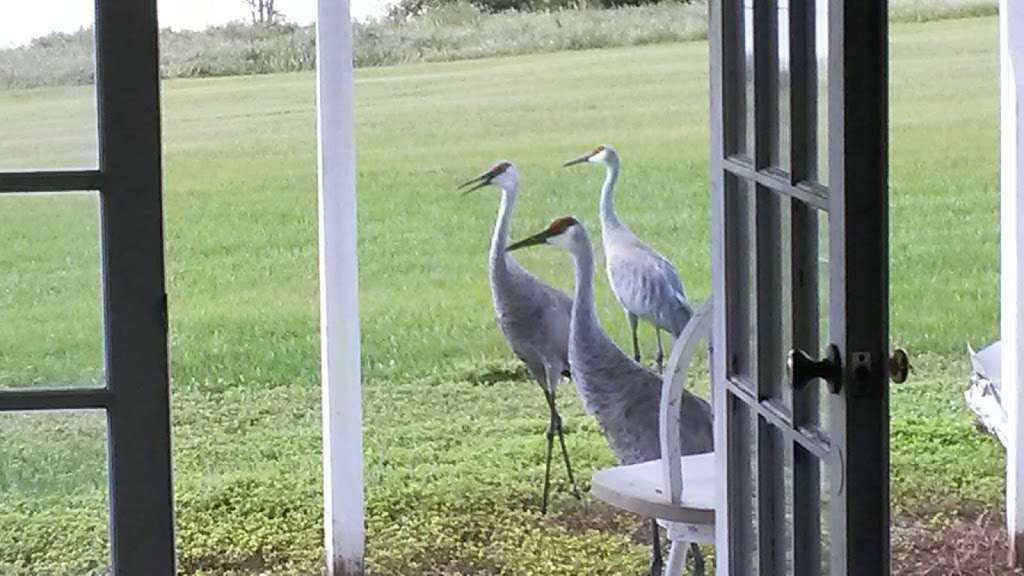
649;519;664;576
540;386;556;515
555;415;581;501
546;369;581;502
628;312;641;363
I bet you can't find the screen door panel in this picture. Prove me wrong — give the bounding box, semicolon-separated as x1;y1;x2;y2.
711;1;889;575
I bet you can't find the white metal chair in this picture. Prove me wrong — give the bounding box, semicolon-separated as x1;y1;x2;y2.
590;300;716;575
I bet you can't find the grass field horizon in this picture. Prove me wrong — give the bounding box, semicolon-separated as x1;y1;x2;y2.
0;15;1007;575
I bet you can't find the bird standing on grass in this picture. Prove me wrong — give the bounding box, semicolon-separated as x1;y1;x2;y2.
459;161;581;514
564;145;693;372
507;216;713;576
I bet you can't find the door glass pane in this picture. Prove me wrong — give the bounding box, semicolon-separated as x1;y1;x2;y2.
756;187;786;407
0;192;104;389
728;396;759;574
724;0;749;157
744;0;755;160
818;209;830;432
726;175;756;387
0;0;98;170
790;197;822;435
784;0;821;185
792;444;822;574
0;410;110;575
820;452;832;573
756;422;789;574
815;0;829;185
779;195;794;411
777;0;791;172
782;440;794;573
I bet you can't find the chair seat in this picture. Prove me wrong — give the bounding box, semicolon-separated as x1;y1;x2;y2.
590;452;716;525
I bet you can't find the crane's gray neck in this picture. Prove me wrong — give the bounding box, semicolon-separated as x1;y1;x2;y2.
599;160;625;234
569;230;601;329
490;184;518;269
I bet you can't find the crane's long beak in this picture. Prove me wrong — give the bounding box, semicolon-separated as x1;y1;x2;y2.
458;172;493;195
507;230;554;252
563;152;592;167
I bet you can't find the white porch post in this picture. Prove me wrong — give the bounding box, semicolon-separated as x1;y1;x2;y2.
1002;0;1024;565
315;0;364;574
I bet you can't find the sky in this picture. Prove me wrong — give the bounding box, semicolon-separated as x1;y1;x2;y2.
1;0;390;48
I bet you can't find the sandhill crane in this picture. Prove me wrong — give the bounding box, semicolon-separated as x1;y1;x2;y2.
508;216;713;576
564;145;693;372
459;161;580;514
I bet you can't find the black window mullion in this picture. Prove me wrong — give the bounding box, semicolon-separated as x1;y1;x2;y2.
723;157;827;210
0;170;103;193
727;379;833;460
0;388;113;411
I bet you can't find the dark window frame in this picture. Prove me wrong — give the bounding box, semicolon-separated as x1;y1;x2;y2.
0;0;175;573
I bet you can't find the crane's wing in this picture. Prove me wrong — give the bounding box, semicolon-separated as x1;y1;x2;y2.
606;241;691;333
493;262;573;376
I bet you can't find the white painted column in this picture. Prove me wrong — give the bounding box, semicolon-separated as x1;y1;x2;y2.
1002;0;1024;565
315;0;364;574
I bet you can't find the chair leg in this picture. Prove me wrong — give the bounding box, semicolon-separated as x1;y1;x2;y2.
665;539;689;576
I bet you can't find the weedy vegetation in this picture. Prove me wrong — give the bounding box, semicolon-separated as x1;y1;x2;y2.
0;0;998;89
0;12;1006;576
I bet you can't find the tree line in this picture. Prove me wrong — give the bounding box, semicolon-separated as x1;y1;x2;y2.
389;0;695;19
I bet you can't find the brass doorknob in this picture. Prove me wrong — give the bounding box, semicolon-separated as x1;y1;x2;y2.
889;348;912;383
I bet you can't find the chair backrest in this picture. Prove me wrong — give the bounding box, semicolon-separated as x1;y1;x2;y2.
658;299;714;505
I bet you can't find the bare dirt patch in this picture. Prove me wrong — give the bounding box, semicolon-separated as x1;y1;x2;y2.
549;499;652;544
894;511;1024;575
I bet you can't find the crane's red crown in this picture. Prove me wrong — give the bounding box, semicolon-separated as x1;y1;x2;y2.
548;216;578;235
490;161;512;176
590;145;605;157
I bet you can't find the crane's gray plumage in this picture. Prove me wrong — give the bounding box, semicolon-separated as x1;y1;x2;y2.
508;216;712;576
460;161;579;513
565;145;694;368
507;216;713;462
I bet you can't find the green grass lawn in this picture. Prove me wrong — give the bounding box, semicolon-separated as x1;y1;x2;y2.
0;16;1005;575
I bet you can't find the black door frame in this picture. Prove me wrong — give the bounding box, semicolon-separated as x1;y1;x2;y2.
0;0;175;573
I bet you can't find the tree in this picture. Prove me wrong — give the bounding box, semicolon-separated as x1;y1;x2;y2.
245;0;279;24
